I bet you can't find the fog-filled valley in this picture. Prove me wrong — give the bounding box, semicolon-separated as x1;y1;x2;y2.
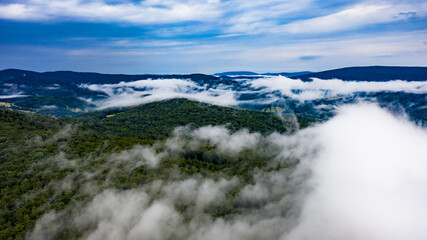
1;67;427;240
1;67;427;125
2;0;427;238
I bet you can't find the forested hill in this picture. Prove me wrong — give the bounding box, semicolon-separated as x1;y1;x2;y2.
0;98;314;239
78;98;313;139
293;66;427;81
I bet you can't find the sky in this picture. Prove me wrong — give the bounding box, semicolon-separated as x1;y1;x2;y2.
0;0;426;74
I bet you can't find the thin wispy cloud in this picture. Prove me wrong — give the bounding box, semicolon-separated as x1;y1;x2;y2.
0;0;222;24
1;0;425;35
279;3;425;34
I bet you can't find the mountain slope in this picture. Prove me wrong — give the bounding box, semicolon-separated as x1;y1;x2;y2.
293;66;427;81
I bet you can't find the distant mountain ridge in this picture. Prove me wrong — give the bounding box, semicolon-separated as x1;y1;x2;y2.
263;71;312;77
3;66;426;83
214;71;259;76
293;66;427;82
214;71;312;77
0;69;218;84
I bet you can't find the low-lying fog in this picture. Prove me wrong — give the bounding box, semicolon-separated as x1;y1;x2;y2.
78;76;427;109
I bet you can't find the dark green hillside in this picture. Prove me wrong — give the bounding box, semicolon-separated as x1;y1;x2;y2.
79;98;312;140
0;111;70;239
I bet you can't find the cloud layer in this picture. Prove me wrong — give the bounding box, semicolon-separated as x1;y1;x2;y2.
78;76;427;109
249;76;427;101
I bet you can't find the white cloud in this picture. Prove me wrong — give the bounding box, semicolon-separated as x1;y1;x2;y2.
0;0;222;24
0;3;44;20
284;104;427;240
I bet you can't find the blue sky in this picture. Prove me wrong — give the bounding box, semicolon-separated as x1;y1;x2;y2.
0;0;426;74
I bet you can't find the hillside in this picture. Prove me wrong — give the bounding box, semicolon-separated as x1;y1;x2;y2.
0;98;315;239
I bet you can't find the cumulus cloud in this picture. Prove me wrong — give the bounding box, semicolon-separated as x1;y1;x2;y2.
27;103;427;240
